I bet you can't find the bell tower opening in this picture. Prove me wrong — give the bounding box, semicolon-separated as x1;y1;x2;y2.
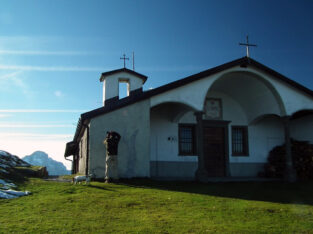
119;79;130;99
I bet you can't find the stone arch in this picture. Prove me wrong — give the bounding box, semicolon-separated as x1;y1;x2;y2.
150;101;197;123
249;114;281;125
206;71;286;123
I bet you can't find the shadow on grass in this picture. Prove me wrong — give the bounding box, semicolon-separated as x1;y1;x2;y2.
88;184;116;192
118;178;313;206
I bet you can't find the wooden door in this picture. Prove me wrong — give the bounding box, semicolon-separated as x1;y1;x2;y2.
203;127;225;177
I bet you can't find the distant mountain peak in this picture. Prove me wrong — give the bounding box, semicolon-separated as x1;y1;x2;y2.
23;151;70;176
27;151;48;158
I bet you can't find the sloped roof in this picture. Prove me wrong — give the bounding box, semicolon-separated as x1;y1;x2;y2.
65;56;313;156
99;68;148;84
64;141;77;157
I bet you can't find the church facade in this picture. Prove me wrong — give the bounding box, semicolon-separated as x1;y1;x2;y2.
64;57;313;181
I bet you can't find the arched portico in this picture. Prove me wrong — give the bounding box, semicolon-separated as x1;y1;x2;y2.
249;114;281;125
148;69;310;181
150;101;197;123
207;71;286;123
199;71;296;181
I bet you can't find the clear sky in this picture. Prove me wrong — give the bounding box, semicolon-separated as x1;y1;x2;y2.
1;0;313;169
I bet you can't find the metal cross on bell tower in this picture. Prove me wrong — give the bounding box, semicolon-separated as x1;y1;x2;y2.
239;35;257;58
120;54;129;68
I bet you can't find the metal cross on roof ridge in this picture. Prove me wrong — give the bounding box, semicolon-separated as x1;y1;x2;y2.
120;54;129;68
239;35;257;58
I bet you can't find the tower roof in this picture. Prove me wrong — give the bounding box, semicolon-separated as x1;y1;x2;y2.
99;68;148;84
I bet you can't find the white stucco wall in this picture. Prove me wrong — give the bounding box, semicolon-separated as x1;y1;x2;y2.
150;110;197;163
89;99;150;179
150;74;219;111
78;128;88;174
103;78;118;103
231;116;285;163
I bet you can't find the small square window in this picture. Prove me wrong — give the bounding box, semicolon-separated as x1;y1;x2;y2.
179;124;196;155
232;126;249;156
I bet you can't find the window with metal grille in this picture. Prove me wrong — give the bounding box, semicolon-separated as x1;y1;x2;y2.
179;124;196;155
231;126;249;156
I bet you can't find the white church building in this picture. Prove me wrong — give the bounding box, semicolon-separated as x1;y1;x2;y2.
64;57;313;181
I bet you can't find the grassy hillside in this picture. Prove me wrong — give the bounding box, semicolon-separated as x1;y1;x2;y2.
1;179;313;233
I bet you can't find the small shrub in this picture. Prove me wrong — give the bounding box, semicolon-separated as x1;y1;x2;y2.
263;140;313;179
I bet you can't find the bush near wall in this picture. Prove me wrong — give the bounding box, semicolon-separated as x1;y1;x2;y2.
263;140;313;179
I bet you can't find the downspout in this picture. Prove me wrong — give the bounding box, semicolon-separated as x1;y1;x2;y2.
83;123;90;176
156;136;158;178
64;156;73;174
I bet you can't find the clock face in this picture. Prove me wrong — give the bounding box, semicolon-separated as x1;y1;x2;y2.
204;98;222;119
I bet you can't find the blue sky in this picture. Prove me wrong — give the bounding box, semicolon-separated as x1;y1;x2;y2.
1;0;313;169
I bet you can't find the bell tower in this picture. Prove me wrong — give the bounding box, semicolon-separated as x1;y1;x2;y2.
99;68;148;106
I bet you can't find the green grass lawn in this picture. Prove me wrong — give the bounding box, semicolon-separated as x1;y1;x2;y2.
1;179;313;233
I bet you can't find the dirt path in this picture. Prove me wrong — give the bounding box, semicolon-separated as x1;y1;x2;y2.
44;176;72;183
